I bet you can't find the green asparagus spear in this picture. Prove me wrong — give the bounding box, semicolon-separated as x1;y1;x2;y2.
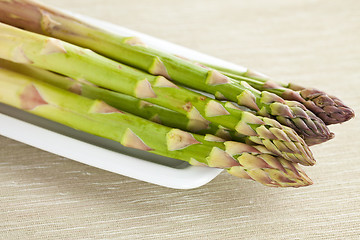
0;0;333;145
0;67;312;187
0;59;315;166
0;58;219;135
0;67;236;168
196;61;355;125
0;23;316;166
227;153;313;187
0;58;250;143
0;21;245;134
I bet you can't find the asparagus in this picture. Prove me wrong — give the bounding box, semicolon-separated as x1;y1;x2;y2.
0;67;312;187
0;23;316;166
227;153;313;187
0;22;245;134
0;60;316;167
0;0;333;145
197;62;355;125
0;58;221;136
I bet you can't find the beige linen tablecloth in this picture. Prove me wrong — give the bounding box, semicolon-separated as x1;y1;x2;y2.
1;0;359;239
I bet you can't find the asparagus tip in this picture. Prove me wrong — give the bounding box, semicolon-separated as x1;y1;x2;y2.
300;88;355;125
227;154;314;187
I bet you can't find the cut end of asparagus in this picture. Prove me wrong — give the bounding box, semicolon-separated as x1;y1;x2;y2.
299;88;355;125
227;153;313;187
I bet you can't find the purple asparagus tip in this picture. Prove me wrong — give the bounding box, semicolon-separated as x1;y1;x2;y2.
299;88;355;125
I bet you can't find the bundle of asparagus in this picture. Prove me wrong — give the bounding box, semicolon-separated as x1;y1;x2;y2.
0;0;354;187
0;67;313;187
0;0;336;146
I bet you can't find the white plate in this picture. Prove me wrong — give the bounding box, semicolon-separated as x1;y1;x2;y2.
0;7;248;189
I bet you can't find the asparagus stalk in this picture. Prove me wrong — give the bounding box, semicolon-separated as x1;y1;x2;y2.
0;22;246;134
0;58;221;136
0;0;333;145
0;58;251;143
227;153;313;187
0;23;316;166
0;67;312;187
0;60;316;167
197;62;355;125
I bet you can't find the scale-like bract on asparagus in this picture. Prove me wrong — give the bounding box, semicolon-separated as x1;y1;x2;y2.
0;0;333;145
0;67;313;187
199;62;355;126
0;26;315;166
